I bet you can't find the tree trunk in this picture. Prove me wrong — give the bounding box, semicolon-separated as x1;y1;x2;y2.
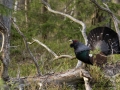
25;0;29;27
0;0;13;81
41;0;48;40
9;68;92;90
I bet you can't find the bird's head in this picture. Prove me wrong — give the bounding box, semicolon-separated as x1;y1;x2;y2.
69;40;79;48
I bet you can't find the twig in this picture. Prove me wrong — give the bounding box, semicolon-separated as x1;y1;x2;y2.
11;19;41;76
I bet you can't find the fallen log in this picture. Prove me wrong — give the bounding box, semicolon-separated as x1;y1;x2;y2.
8;68;92;90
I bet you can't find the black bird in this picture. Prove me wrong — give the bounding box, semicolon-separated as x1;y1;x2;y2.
70;27;120;65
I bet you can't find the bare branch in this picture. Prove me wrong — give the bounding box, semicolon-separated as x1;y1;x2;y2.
41;0;87;44
53;55;75;60
29;38;58;58
28;38;75;60
11;19;41;76
102;3;120;32
91;0;120;43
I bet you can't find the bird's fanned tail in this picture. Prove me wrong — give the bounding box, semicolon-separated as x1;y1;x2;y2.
87;27;120;55
70;27;120;66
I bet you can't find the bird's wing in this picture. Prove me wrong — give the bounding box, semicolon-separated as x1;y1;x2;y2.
76;42;90;53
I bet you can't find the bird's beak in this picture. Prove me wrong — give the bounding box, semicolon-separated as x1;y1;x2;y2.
69;39;73;42
69;39;73;47
69;39;73;44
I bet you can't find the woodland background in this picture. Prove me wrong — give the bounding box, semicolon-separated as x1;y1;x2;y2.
0;0;120;90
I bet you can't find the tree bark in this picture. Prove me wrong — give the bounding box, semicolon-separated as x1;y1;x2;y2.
91;0;120;44
0;0;13;81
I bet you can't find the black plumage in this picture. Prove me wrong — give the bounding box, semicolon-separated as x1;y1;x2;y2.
70;27;120;65
87;27;120;55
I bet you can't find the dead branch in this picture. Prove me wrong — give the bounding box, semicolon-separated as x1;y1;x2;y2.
11;19;41;76
53;55;75;60
9;68;92;90
28;38;75;60
41;0;87;44
83;77;92;90
28;38;58;58
91;0;120;43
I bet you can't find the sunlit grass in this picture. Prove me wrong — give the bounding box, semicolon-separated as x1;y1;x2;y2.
107;54;120;63
88;65;111;90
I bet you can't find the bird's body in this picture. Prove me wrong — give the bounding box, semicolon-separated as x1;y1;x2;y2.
76;50;92;65
70;40;92;64
70;27;120;65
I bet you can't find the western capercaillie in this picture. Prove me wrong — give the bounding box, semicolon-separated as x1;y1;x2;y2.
70;27;120;66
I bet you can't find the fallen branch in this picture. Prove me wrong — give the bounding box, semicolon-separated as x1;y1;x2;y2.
9;68;92;90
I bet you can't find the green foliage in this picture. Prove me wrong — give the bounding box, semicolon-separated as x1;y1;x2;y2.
88;66;112;90
107;54;120;63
